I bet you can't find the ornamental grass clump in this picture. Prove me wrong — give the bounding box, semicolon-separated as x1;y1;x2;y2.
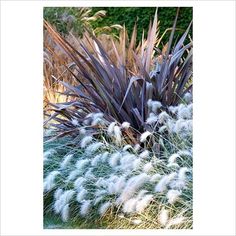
44;100;192;229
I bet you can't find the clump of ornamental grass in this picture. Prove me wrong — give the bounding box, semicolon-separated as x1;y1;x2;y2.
44;8;192;138
43;100;192;229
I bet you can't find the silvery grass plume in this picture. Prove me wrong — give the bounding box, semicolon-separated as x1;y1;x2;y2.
159;208;169;226
146;113;158;125
107;122;116;136
44;171;60;192
139;150;149;159
80;136;93;148
140;131;152;143
135;194;153;213
165;216;185;229
147;99;162;113
99;202;111;216
113;125;122;145
60;154;73;169
61;204;70;222
166;189;182;204
86;142;104;153
80;200;91;217
121;122;130;129
155;172;177;193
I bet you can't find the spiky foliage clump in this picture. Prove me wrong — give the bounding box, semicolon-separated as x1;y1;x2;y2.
44;8;192;137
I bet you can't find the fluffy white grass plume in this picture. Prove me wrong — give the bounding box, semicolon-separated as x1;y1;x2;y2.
177;106;192;120
121;121;130;129
80;200;91;216
86;142;104;153
99;202;111;216
155;172;177;193
159;208;169;226
135;194;153;213
101;151;109;162
54;188;63;200
122;198;137;213
168;106;178;114
113;177;126;194
95;178;108;188
134;144;141;152
165;216;185;229
67;170;80;181
91;154;101;166
178;150;192;157
79;128;86;135
44;171;60;192
139;150;149;159
178;167;189;180
147;99;162;112
62;190;75;203
167;189;181;204
183;92;192;104
95;189;107;197
107;122;116;136
114;125;122;145
146;113;158;124
74;177;85;190
60;154;73;169
85;168;94;179
168;153;180;165
158;125;167;133
94;196;104;205
76;159;90;170
143;162;154;173
109;152;121;167
44;149;56;159
61;204;70;222
140;131;152;142
150;173;162;182
80;136;93;148
158;111;170;124
76;188;87;202
132;158;142;170
132;219;142;225
118;173;149;203
123;145;133;151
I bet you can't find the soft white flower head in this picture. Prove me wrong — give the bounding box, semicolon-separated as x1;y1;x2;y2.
109;152;121;168
135;194;153;213
114;125;122;145
61;204;70;222
158;111;170;124
44;149;56;159
122;198;138;213
107;122;116;136
54;188;63;200
99;202;111;216
165;216;185;229
143;162;154;173
177;106;192;120
67;169;80;181
118;173;149;203
60;154;73;170
178;167;189;180
80;200;91;216
168;153;180;165
123;145;133;152
91;154;101;167
101;151;109;162
140;131;152;143
134;144;141;152
121;121;130;129
158;125;167;133
79;128;86;135
76;159;90;170
155;172;177;193
166;189;181;204
150;173;162;182
147;99;162;112
80;136;93;148
178;150;192;157
86;142;104;153
132;219;142;225
74;177;85;190
76;188;87;203
139;150;149;159
44;171;60;192
61;190;75;204
183;92;192;104
159;208;169;226
146;113;158;124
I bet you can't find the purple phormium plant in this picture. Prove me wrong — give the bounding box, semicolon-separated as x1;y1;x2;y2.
44;8;192;137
